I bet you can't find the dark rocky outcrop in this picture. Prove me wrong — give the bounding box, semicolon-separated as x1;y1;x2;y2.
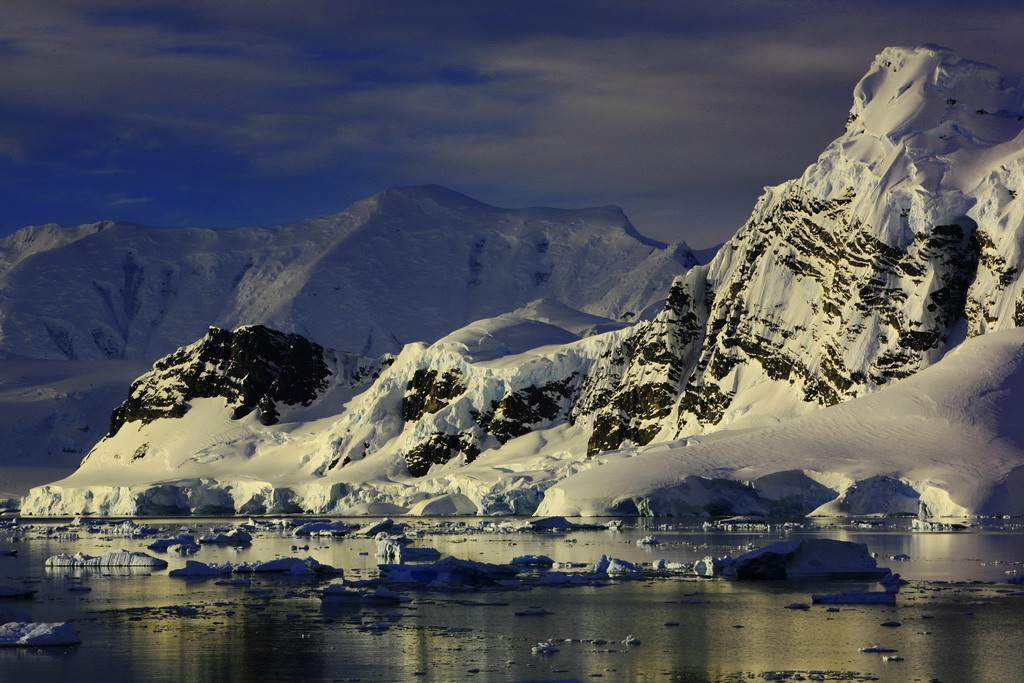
108;325;336;436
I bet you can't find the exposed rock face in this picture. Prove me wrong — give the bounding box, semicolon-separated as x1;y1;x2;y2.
582;44;1024;447
106;325;367;436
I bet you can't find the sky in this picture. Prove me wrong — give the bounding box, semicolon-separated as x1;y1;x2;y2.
3;1;1024;248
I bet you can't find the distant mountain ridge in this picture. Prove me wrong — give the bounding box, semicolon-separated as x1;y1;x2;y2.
0;184;695;361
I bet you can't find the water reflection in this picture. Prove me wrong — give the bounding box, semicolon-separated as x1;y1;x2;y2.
0;518;1022;681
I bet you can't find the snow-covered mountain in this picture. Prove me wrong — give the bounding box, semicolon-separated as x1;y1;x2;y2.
0;186;694;494
0;184;694;362
22;45;1024;517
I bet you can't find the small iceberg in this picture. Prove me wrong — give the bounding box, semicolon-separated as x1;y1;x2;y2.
591;555;643;576
514;607;553;616
375;534;441;563
169;560;232;577
0;622;80;647
510;554;555;567
0;586;37;598
147;534;200;553
526;516;606;531
378;556;519;586
723;539;889;580
199;529;252;545
321;584;403;604
293;521;351;537
694;555;732;577
45;549;168;568
246;556;342;576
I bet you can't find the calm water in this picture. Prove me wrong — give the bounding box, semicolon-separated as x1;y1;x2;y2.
1;517;1023;682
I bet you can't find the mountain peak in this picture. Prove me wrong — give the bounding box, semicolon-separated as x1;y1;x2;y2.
366;185;496;214
846;44;1022;147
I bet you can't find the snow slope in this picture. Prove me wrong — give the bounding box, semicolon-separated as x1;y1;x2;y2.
538;327;1024;517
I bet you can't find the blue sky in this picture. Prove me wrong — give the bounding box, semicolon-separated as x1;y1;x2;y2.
2;1;1024;247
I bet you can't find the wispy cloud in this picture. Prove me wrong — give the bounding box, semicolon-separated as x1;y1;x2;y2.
107;195;152;207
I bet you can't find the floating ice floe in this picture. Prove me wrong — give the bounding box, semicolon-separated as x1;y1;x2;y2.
812;591;896;605
0;622;80;647
45;549;168;568
0;549;16;556
531;641;560;654
514;607;553;616
591;555;643;577
510;554;555;567
169;560;232;577
362;518;396;537
637;535;660;546
0;585;37;598
321;584;404;604
293;520;351;537
107;520;159;537
694;555;733;577
879;572;909;592
376;534;441;562
653;559;692;572
859;645;898;653
526;516;606;531
147;534;200;553
911;518;972;532
378;556;519;586
723;539;889;580
198;528;252;545
170;556;341;577
246;556;342;576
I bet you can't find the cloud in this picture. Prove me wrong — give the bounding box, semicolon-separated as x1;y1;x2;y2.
4;1;1024;245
